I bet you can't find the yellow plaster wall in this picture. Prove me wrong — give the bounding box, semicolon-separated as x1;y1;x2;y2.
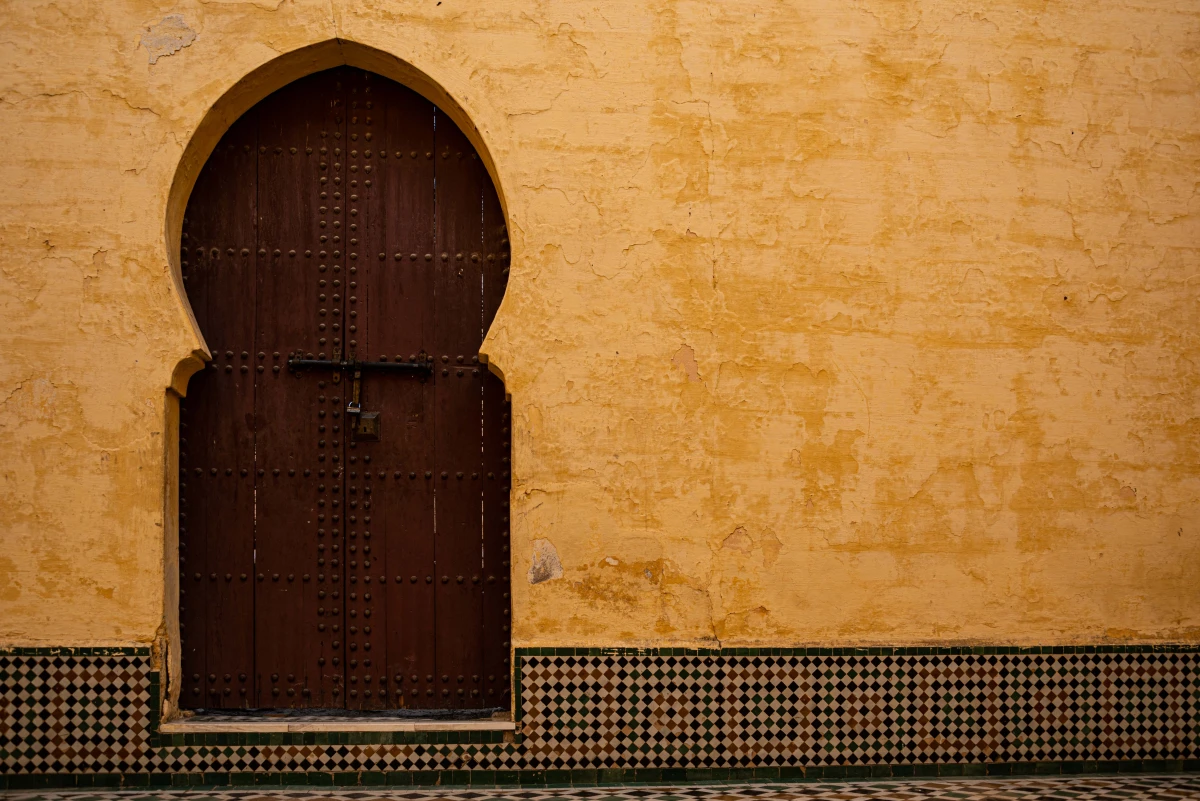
1;0;1198;649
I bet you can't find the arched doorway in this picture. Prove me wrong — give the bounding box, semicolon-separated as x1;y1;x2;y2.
178;67;511;712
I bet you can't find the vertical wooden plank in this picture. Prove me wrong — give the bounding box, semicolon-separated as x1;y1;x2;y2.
201;115;259;711
254;69;346;708
433;114;486;709
481;183;513;710
349;73;440;709
381;85;439;711
482;185;509;336
178;112;258;709
178;217;209;710
343;69;383;709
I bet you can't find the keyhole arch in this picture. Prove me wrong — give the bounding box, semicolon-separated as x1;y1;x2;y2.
162;41;515;718
164;40;515;398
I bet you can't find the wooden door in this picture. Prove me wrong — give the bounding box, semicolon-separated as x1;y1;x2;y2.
178;67;512;711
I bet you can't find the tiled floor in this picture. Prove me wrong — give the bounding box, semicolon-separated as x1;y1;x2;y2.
5;777;1200;801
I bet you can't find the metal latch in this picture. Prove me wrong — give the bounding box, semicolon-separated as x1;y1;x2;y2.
285;356;432;375
357;411;381;440
347;369;363;416
286;355;431;442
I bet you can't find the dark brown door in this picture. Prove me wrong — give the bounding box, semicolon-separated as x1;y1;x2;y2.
179;67;512;711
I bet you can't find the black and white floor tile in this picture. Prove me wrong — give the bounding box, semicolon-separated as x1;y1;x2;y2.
5;776;1200;801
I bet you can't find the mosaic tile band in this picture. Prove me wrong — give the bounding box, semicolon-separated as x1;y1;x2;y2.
2;648;1197;776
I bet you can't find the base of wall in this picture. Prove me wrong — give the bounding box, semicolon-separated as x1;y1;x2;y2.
2;646;1196;778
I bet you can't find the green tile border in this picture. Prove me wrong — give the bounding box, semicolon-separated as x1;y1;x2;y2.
513;652;524;723
0;646;152;657
6;643;1196;660
3;761;1199;789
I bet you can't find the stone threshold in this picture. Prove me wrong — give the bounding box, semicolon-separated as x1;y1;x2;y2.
160;716;516;733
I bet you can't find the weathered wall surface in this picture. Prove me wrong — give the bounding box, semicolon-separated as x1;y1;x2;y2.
1;0;1197;648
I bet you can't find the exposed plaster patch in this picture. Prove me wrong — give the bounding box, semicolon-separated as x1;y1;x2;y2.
0;556;21;602
528;539;563;585
720;526;784;568
141;15;196;65
721;526;753;553
195;0;287;7
672;344;702;383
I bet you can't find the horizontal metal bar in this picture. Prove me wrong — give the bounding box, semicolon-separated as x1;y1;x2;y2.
287;358;432;373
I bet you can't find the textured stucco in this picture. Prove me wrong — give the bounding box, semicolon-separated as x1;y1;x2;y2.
0;0;1198;651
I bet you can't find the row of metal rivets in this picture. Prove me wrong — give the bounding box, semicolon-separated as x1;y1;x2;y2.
346;84;373;701
317;121;351;357
184;245;508;264
314;112;346;694
182;243;507;263
181;247;507;286
183;570;509;583
185;246;505;264
297;86;354;702
180;468;505;479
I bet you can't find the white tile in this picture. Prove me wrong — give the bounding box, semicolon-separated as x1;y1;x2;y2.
411;719;516;732
159;720;290;733
158;716;516;733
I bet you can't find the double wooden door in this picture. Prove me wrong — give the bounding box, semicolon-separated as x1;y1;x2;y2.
178;68;511;710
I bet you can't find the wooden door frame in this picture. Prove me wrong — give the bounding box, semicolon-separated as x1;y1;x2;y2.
161;41;515;722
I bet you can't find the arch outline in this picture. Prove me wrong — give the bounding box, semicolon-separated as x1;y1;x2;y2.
160;40;515;717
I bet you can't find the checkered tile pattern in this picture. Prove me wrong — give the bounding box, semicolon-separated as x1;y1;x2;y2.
2;651;1197;775
6;776;1200;800
521;656;724;769
999;652;1195;763
805;654;1007;765
519;653;1200;770
0;655;153;774
722;657;808;767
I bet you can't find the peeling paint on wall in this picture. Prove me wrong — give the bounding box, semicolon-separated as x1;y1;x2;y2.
141;15;196;65
0;0;1198;650
672;345;703;384
528;539;563;585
